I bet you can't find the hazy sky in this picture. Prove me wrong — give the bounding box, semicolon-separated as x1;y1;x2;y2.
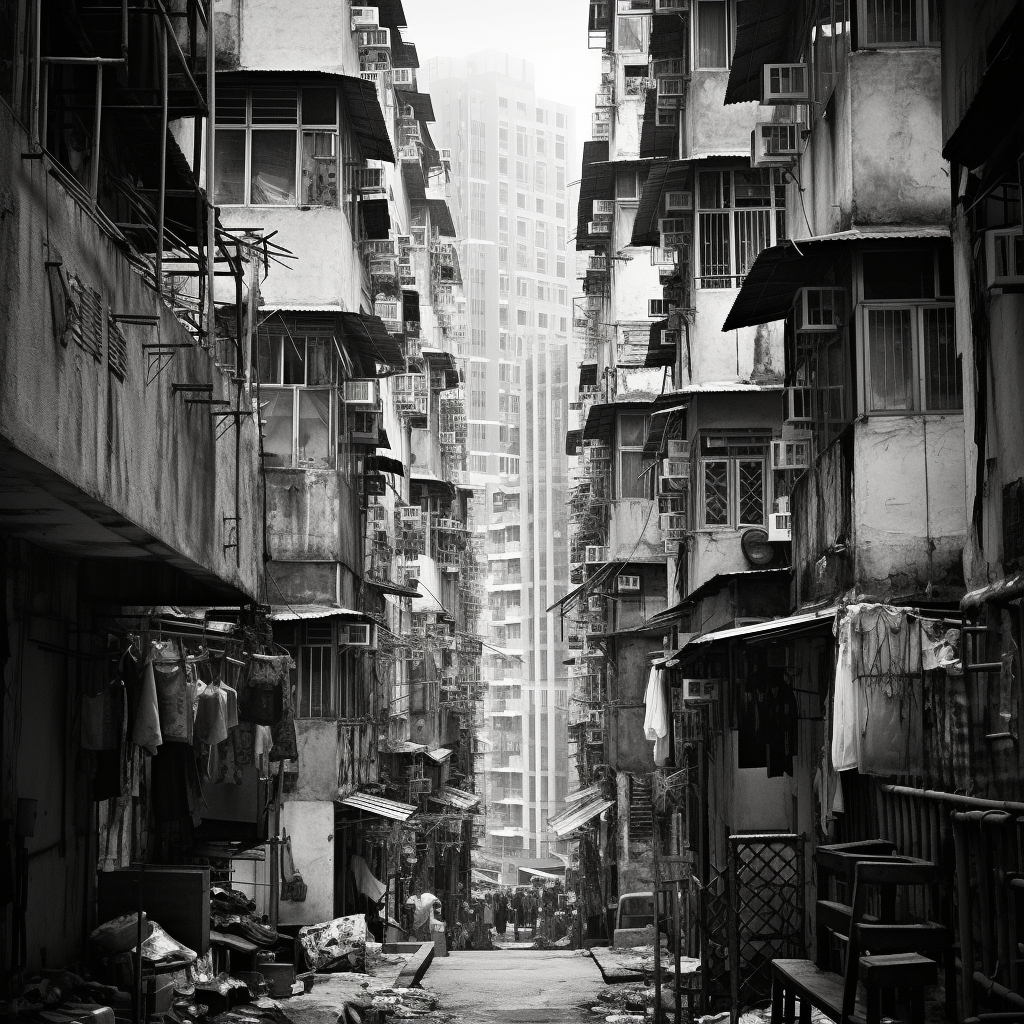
408;0;601;145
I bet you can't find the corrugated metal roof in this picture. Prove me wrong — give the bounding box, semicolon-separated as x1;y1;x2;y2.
425;747;453;763
692;605;840;645
381;740;427;754
565;783;605;805
270;605;364;621
725;0;793;105
679;381;784;393
548;796;614;837
429;786;481;810
340;790;418;820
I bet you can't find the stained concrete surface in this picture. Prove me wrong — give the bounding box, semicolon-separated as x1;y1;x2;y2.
424;949;605;1024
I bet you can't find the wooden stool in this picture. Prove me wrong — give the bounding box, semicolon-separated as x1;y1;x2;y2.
860;952;937;1024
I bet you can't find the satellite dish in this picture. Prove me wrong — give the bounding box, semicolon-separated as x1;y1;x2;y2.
741;527;777;568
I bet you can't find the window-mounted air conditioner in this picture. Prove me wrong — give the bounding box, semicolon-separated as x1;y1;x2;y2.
439;431;457;445
751;122;804;167
617;0;652;13
986;227;1024;287
364;237;397;257
772;437;811;471
658;495;685;515
762;63;809;103
657;77;685;100
588;219;612;235
392;68;414;86
660;512;687;533
584;545;609;563
784;386;813;425
652;57;686;78
345;379;379;405
617;574;641;593
654;0;688;10
351;6;379;29
593;199;615;215
662;457;690;479
659;217;690;241
664;191;692;212
795;287;847;332
368;503;388;524
768;512;793;542
357;27;391;50
440;147;453;163
399;506;423;528
339;622;376;648
666;439;689;458
649;298;675;317
355;167;387;193
370;257;397;278
588;594;604;612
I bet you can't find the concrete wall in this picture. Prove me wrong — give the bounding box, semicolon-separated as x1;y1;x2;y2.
687;72;758;158
852;415;966;598
280;800;335;926
266;469;360;565
0;102;263;601
608;499;664;562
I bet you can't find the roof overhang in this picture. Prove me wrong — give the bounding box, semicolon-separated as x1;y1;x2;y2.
722;227;951;332
725;0;796;105
340;789;418;820
547;796;614;837
691;604;839;645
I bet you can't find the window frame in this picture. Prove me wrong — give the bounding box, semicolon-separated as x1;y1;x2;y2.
855;0;939;49
695;433;770;531
694;0;735;70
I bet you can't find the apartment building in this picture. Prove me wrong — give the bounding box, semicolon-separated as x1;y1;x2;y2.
424;52;576;873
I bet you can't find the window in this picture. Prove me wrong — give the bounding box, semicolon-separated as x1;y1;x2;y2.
696;0;731;68
556;167;566;192
499;304;509;326
617;414;652;499
499;182;509;204
538;312;549;329
557;226;566;250
559;316;568;333
696;435;769;529
555;136;566;161
535;163;547;190
517;309;530;326
470;454;489;472
517;130;529;157
697;168;786;288
556;112;566;129
536;107;546;123
556;202;565;220
557;286;568;305
215;84;341;207
617;15;646;50
517;192;527;209
499;156;509;176
517;277;530;297
499;246;509;266
557;257;566;278
499;274;510;296
862;304;960;412
536;281;550;301
500;456;521;475
499;96;509;109
812;0;852;103
536;133;547;157
499;124;509;152
517;243;530;268
535;222;548;248
536;251;548;274
536;197;545;214
616;168;639;199
517;218;528;238
295;637;334;717
517;101;528;115
516;161;529;184
857;0;939;47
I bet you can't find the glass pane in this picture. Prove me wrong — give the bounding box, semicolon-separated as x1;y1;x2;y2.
704;460;730;526
698;170;723;209
617;16;644;51
697;0;729;68
252;331;276;383
616;168;638;199
306;338;335;385
733;169;772;207
867;308;914;410
862;0;917;44
734;209;772;278
213;129;246;204
619;450;649;498
298;390;332;469
251;86;297;124
215;85;247;125
738;460;765;525
619;414;648;446
301;87;336;126
282;332;305;384
922;307;962;410
301;131;338;207
261;387;294;467
699;211;731;288
250;130;296;205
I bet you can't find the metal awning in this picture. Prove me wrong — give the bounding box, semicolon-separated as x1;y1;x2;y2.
376;0;407;29
565;783;605;805
691;605;840;645
365;578;420;598
340;790;418;820
633;162;692;247
679;567;790;607
583;397;655;444
576;140;613;246
548;796;614;837
402;158;426;201
429;786;481;810
725;0;794;105
645;317;675;368
519;866;563;880
426;199;456;237
640;91;678;160
722;228;950;331
381;740;427;754
391;26;419;69
339;75;396;162
425;747;453;763
367;454;404;476
395;89;435;122
361;198;391;239
270;605;366;621
339;311;406;367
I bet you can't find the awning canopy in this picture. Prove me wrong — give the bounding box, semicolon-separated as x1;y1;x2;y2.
579;362;599;387
576;140;613;247
640;90;678;159
367;454;405;476
340;75;396;162
962;569;1024;609
425;747;452;763
632;162;692;247
429;786;481;810
391;26;419;68
583;397;655;444
725;0;794;105
642;408;674;458
645;317;675;368
339;311;406;367
649;12;687;58
402;159;426;201
519;866;563;880
376;0;407;29
361;198;391;239
565;783;605;805
380;740;427;754
721;227;950;331
341;790;418;821
679;567;790;607
547;795;614;837
270;605;366;621
396;89;435;123
691;605;839;645
365;578;420;598
426;198;456;237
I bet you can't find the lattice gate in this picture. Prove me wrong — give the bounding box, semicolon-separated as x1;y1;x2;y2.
727;833;805;1020
695;863;731;1013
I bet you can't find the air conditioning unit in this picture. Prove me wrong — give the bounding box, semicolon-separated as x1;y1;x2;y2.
588;594;604;612
355;166;387;194
649;298;675;317
593;200;615;215
772;436;811;471
662;457;689;479
370;257;397;278
795;287;847;332
589;621;607;635
784;386;813;425
588;219;612;235
440;147;453;163
617;574;641;593
392;68;414;86
584;545;609;563
763;63;809;103
751;122;804;166
655;0;689;9
439;431;457;445
985;227;1024;286
666;439;689;458
357;27;391;49
768;512;793;542
351;5;379;29
660;328;679;348
345;379;379;404
652;57;686;77
400;506;423;527
364;237;397;257
368;503;388;524
657;77;685;100
659;513;687;534
664;190;692;212
339;622;376;648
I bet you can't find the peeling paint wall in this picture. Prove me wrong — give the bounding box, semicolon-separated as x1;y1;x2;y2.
687;73;763;158
608;498;664;562
280;801;335;926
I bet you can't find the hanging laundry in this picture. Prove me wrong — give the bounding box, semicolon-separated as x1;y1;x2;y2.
643;667;670;765
351;854;387;903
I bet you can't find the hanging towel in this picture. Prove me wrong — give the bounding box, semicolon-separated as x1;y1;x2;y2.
351;854;387;904
643;666;671;765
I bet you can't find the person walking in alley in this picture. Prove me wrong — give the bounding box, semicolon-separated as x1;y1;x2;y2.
494;890;508;938
511;888;524;940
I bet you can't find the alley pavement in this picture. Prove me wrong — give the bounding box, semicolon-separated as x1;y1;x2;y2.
424;949;605;1024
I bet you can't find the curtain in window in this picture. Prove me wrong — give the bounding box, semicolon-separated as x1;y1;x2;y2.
251;130;296;205
867;308;914;410
261;387;294;467
298;390;332;469
301;131;338;207
214;130;246;204
697;1;729;68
